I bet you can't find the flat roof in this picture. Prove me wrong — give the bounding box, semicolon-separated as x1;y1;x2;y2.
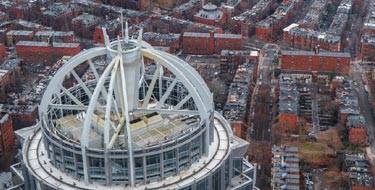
214;33;242;39
282;50;351;58
16;41;49;47
183;32;210;38
35;31;74;37
53;42;80;48
283;23;299;32
7;30;33;36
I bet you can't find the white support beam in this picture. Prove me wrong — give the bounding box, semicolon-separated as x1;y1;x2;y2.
158;66;164;101
88;59;100;80
89;59;108;97
60;85;84;106
174;94;192;110
142;64;161;108
71;70;92;98
81;55;118;184
119;55;135;187
156;78;177;109
104;61;119;146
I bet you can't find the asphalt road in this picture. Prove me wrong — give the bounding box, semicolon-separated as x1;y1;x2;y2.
249;44;279;141
352;62;375;151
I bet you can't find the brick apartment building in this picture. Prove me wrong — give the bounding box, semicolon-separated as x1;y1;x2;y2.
142;32;181;53
16;41;81;64
182;32;243;55
283;24;343;52
280;50;351;75
277;75;299;133
0;114;15;170
231;0;275;37
349;127;368;146
42;2;81;31
106;0;151;11
224;63;254;139
34;31;75;43
71;13;101;39
0;43;5;58
359;0;375;61
360;35;375;61
283;0;353;52
6;30;34;46
0;69;17;101
172;0;201;20
256;0;303;42
146;15;223;35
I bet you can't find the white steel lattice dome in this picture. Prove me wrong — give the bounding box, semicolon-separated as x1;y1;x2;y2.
20;23;257;190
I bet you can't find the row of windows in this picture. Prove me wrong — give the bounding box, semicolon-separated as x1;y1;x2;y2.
46;133;205;183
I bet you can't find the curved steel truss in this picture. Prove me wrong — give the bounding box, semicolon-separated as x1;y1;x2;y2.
39;27;213;186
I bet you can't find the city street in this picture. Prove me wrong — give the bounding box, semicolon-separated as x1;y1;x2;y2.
352;62;375;152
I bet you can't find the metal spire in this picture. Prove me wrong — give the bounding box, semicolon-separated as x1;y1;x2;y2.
120;11;124;38
137;28;143;44
125;21;129;43
102;27;110;47
117;36;122;54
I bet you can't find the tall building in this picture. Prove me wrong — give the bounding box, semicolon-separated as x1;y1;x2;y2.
18;25;257;189
0;113;15;170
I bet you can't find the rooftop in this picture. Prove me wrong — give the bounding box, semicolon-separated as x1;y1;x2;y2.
195;3;223;21
6;30;33;36
72;13;100;27
279;74;299;114
224;63;253;122
232;0;272;22
281;50;351;58
35;31;74;37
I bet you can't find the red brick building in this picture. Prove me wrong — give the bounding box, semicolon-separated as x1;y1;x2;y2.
106;0;151;11
0;69;17;101
6;30;34;46
0;43;6;58
230;0;275;37
0;114;15;170
34;31;75;43
277;75;300;134
278;113;299;133
231;121;247;139
146;15;223;34
283;25;343;52
71;13;101;39
142;32;181;53
93;19;122;44
182;32;243;55
349;127;368;146
280;50;351;75
93;27;105;45
359;35;375;61
42;2;81;31
172;0;201;20
16;41;81;64
256;0;303;42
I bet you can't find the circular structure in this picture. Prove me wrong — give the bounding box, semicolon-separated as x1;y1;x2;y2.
21;27;257;190
202;3;218;11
